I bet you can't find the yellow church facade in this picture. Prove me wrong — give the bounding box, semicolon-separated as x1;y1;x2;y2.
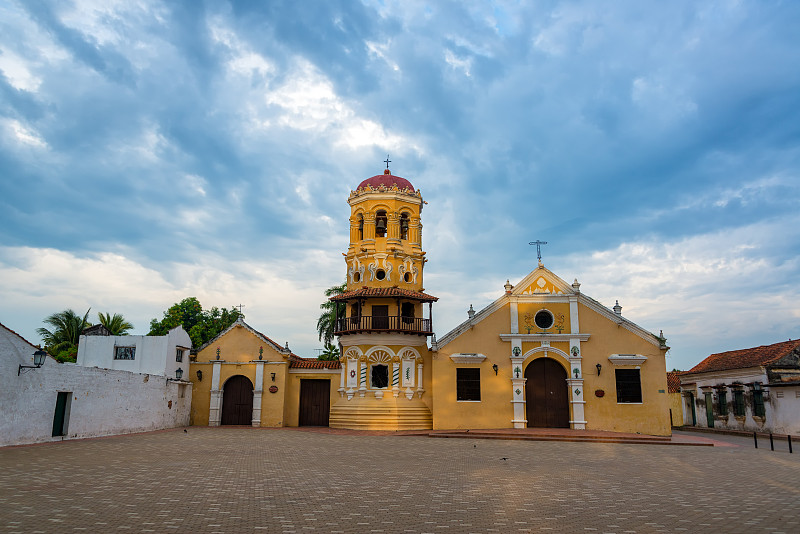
186;166;671;436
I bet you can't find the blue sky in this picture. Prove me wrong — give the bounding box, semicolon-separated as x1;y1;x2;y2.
1;0;798;370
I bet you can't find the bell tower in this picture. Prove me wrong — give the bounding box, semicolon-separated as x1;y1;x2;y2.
328;165;436;430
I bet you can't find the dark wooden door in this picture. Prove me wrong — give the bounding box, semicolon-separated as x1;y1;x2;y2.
372;305;389;329
221;375;253;425
525;358;570;428
299;379;330;426
704;392;714;428
52;392;69;437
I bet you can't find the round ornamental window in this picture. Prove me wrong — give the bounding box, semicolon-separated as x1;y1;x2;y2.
534;310;554;329
404;272;411;283
376;269;386;280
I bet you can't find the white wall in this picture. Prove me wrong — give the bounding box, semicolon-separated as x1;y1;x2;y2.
769;385;800;435
1;323;191;447
77;326;191;378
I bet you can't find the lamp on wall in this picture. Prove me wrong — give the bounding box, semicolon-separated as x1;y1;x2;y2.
492;363;498;376
196;370;203;381
18;349;47;376
596;363;602;376
175;368;183;380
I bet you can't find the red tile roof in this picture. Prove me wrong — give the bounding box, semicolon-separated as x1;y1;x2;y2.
687;339;800;374
666;371;684;393
330;287;438;302
288;356;341;369
357;171;415;192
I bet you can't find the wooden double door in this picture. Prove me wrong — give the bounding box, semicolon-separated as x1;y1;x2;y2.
525;358;570;428
221;375;254;426
299;379;331;426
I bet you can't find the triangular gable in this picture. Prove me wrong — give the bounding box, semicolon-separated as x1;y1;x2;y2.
197;317;289;356
512;265;575;296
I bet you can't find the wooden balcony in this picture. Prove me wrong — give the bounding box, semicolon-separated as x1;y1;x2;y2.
334;315;433;336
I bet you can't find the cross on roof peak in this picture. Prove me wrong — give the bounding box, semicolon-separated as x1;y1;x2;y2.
528;240;548;263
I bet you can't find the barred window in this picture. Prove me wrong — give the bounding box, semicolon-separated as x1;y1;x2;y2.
114;346;135;360
718;390;728;416
615;369;642;403
456;368;481;401
733;390;745;416
753;388;766;417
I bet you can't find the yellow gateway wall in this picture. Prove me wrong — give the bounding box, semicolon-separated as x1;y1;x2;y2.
431;265;670;436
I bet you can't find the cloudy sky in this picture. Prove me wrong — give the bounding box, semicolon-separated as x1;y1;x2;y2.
1;0;798;370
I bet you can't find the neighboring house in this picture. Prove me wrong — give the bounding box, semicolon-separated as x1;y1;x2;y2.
667;371;684;427
1;321;192;447
189;316;340;427
680;339;800;435
77;326;191;379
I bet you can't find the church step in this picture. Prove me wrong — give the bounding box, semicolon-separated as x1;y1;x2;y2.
429;432;709;446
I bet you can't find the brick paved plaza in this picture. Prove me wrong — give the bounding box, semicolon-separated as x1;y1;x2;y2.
1;428;798;533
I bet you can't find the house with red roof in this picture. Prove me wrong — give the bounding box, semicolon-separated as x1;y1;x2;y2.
679;339;800;434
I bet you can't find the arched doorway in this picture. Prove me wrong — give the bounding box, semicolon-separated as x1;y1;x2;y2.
525;358;570;428
221;375;254;426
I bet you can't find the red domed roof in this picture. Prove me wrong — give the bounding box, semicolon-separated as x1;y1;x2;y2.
357;170;415;192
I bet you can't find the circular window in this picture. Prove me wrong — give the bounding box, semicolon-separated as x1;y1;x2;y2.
534;310;554;329
404;272;411;283
353;272;361;282
376;269;386;280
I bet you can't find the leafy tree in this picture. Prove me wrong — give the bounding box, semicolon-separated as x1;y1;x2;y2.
37;308;91;363
148;297;241;349
318;344;340;361
97;312;134;335
316;282;347;347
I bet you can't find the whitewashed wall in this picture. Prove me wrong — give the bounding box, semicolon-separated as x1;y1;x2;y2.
769;385;800;435
1;323;191;447
77;326;191;378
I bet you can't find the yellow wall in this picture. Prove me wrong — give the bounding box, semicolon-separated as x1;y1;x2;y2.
188;324;290;427
669;392;683;427
284;370;343;427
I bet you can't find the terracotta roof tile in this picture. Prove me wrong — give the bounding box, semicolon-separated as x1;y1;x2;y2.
330;287;438;302
666;371;684;393
687;339;800;374
288;356;341;369
357;172;415;193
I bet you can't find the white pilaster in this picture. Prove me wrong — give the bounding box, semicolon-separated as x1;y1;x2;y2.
209;360;223;426
567;378;587;429
510;299;519;334
359;360;367;398
569;296;580;334
511;377;527;428
416;362;424;398
392;361;400;398
252;361;264;427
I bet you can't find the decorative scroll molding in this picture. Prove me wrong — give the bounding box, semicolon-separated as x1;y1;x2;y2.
449;353;487;364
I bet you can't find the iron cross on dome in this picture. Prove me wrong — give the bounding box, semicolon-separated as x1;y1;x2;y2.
384;155;391;170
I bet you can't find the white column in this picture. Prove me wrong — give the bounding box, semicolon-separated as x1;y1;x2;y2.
346;358;358;400
416;362;424;398
510;356;526;428
567;375;587;430
209;360;223;426
338;363;346;397
392;361;400;398
509;299;519;333
569;296;580;334
252;361;264;427
359;360;367;398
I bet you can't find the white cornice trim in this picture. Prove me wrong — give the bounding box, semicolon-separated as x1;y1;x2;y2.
500;333;591;342
449;353;488;364
608;354;648;366
436;294;508;348
578;294;663;348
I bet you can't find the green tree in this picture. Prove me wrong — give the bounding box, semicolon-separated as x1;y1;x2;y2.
97;312;134;335
316;282;347;348
148;297;241;349
37;308;91;362
318;344;340;361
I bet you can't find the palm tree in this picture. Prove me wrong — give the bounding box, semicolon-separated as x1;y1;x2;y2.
316;282;347;347
37;308;91;359
98;312;134;335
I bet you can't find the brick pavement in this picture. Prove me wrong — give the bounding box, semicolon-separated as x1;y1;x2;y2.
1;427;799;533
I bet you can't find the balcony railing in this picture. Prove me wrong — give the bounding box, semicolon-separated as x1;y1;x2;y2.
334;315;433;335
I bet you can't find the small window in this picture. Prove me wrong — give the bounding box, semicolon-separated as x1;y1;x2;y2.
375;210;387;237
753;387;765;417
371;364;389;389
357;214;364;240
176;348;184;362
534;310;554;329
733;390;745;416
354;272;361;282
115;346;135;360
718;390;728;416
400;212;409;240
404;272;411;283
615;369;642;403
456;368;481;401
376;269;386;280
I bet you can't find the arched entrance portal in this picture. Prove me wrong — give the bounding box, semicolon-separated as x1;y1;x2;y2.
221;375;254;426
525;358;570;428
